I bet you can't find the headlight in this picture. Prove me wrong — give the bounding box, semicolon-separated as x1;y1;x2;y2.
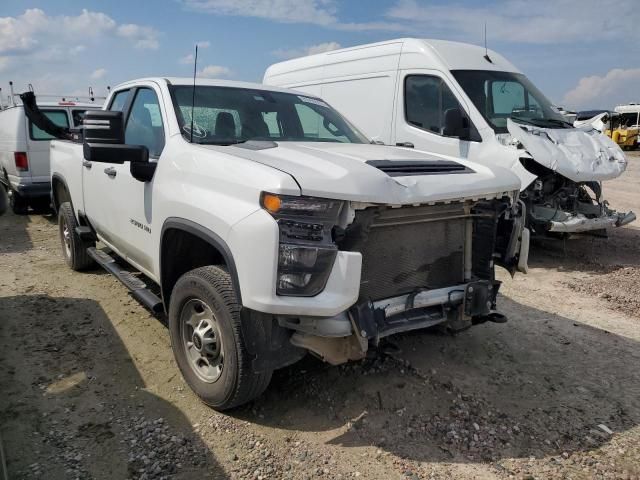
261;193;344;296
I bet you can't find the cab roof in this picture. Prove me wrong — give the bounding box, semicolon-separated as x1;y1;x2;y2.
112;77;308;96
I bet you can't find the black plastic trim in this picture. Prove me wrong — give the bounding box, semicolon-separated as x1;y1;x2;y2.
160;217;242;307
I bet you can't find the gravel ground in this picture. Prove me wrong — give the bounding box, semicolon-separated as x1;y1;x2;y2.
1;152;639;480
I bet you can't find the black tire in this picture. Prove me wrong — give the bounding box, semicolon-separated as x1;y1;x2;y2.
58;202;95;271
168;266;272;410
30;197;52;214
8;189;28;215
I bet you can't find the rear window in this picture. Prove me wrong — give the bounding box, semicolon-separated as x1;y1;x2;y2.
29;110;70;141
72;109;90;127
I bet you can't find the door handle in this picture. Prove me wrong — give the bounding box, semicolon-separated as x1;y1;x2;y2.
104;167;117;178
396;142;414;148
82;160;92;169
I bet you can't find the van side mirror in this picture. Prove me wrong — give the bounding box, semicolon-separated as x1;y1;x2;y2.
443;108;471;140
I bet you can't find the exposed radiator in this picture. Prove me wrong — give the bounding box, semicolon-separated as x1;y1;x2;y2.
338;203;471;301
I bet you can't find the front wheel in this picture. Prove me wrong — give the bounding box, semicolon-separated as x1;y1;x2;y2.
168;266;272;410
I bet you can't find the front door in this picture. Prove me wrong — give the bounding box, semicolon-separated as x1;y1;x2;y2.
393;70;475;159
107;85;166;277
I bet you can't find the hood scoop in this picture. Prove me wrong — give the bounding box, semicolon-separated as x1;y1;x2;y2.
366;160;472;177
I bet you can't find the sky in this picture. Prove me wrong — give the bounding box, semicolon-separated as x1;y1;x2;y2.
1;0;639;111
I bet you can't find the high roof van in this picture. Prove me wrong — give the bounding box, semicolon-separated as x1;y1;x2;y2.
264;38;635;235
0;90;100;214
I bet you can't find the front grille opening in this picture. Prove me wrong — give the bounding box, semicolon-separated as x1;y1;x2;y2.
337;201;503;301
366;160;473;177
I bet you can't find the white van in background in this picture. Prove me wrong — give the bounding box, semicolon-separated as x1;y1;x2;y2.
264;38;635;235
0;85;101;214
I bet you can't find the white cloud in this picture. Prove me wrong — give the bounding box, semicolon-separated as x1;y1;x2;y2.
0;8;160;56
562;68;640;110
273;41;341;59
116;24;160;50
199;65;232;78
183;0;338;26
90;68;107;80
386;0;639;44
181;0;403;31
0;57;9;73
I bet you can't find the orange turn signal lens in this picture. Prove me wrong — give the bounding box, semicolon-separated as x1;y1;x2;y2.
262;193;282;213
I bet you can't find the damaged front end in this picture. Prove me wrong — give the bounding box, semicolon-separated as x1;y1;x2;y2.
280;195;529;365
507;119;636;235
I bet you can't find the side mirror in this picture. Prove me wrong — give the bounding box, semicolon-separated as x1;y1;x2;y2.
83;142;149;164
443;108;471;140
83;110;125;144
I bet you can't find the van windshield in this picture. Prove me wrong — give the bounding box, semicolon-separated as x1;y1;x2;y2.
169;85;368;145
452;70;573;133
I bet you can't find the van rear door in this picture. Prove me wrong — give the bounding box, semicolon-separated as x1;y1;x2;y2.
25;108;70;183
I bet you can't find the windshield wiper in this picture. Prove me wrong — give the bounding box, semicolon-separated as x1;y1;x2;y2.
199;139;248;146
511;117;572;129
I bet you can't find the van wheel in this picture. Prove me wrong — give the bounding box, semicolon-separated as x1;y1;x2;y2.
169;266;272;410
58;202;95;271
9;189;28;215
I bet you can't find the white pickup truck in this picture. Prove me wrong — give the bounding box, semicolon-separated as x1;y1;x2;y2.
28;77;528;410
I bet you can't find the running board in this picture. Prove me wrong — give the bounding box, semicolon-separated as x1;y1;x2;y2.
87;247;163;314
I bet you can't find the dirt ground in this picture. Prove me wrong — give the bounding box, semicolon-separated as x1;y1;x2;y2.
1;152;640;480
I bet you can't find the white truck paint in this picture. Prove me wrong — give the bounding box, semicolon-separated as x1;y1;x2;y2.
44;77;527;409
264;38;635;235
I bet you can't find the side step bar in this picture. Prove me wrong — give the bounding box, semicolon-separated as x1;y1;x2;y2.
87;247;163;314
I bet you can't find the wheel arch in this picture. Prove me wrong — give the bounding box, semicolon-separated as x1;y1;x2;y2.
51;173;72;214
160;217;242;312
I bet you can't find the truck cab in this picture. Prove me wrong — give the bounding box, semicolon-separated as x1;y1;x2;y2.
36;77;528;410
264;38;635;236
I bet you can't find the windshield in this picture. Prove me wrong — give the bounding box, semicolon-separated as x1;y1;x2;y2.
452;70;572;133
169;85;368;145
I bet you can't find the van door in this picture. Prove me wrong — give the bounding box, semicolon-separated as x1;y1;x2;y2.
25;108;70;183
82;89;131;243
393;70;476;158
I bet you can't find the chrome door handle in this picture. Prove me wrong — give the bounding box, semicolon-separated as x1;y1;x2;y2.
82;160;92;169
104;167;117;178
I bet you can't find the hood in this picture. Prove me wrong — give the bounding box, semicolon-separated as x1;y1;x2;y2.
507;119;627;183
200;142;520;204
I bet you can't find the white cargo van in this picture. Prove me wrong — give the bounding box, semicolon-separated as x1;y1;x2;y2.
0;88;100;214
264;38;635;235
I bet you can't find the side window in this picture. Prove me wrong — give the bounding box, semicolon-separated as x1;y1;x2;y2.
294;103;349;142
405;75;463;136
109;90;130;112
29;110;69;140
262;111;281;137
125;88;165;158
491;81;525;114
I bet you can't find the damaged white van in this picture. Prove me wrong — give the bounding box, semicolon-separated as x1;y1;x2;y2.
264;38;635;235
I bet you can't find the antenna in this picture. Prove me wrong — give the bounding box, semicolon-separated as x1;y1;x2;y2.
483;23;493;63
190;44;199;143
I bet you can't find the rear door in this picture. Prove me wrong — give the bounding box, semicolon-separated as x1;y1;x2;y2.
82;90;131;242
25;108;70;183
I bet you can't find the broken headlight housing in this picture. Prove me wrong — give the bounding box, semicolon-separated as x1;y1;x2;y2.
260;192;343;296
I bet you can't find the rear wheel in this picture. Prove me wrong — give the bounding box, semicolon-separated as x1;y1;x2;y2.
58;202;95;271
8;189;28;215
168;266;272;410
